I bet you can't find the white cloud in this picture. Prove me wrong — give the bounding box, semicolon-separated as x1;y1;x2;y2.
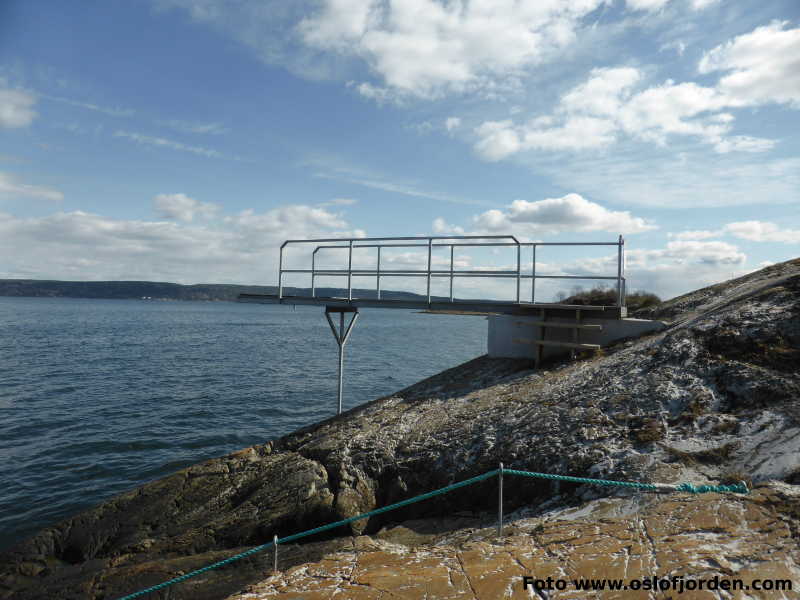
0;172;63;202
625;0;670;12
723;221;800;243
0;204;365;283
307;156;485;206
659;40;686;56
444;117;461;131
161;120;229;135
668;230;720;241
690;0;719;9
699;21;800;108
472;51;788;158
41;93;135;117
301;0;609;99
114;130;225;158
713;135;776;154
473;120;522;161
432;217;465;235
471;193;656;235
0;83;37;128
153;193;219;222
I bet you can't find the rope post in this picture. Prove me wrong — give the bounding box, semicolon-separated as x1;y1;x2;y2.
273;535;278;574
497;462;504;537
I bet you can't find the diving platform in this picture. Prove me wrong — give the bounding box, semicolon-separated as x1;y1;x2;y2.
239;235;665;414
238;294;627;320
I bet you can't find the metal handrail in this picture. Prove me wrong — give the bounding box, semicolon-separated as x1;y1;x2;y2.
278;235;626;307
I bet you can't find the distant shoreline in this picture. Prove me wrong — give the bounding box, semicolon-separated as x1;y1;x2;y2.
0;279;430;303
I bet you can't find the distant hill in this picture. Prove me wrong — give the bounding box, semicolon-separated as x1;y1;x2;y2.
0;279;429;302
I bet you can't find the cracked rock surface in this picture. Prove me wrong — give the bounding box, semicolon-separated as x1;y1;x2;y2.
228;483;800;600
1;258;798;600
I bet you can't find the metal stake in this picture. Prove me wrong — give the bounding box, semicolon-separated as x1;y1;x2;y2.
273;534;278;573
325;307;359;414
498;462;504;537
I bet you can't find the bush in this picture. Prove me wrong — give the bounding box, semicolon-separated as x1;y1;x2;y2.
555;285;660;312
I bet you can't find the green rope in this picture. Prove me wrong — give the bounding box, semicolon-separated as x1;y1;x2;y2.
115;469;498;600
115;467;747;599
677;481;749;494
503;468;660;490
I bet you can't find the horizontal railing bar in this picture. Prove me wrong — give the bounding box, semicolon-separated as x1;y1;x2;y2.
311;242;622;251
286;269;620;280
283;235;520;246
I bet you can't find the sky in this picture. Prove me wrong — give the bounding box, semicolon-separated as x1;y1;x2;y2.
0;0;798;302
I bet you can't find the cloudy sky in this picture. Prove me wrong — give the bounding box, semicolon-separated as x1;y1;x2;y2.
1;0;798;301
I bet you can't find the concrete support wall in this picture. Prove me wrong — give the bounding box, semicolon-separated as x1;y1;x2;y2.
487;315;667;359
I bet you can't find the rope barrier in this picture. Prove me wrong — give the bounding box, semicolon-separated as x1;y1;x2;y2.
115;467;747;599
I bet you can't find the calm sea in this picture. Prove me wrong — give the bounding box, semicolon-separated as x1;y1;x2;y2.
0;297;486;551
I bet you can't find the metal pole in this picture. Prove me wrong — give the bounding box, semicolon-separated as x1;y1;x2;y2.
347;239;353;301
516;243;521;303
531;245;536;303
278;245;284;299
273;534;278;573
498;462;504;536
325;308;359;415
311;249;317;298
426;238;432;304
449;245;454;302
338;312;344;414
617;235;623;307
376;246;381;300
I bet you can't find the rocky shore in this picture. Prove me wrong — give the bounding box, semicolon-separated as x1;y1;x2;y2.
1;258;798;599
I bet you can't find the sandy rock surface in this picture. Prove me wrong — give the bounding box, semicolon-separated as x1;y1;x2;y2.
229;483;800;600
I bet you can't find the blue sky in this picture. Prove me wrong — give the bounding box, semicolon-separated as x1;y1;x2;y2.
0;0;798;301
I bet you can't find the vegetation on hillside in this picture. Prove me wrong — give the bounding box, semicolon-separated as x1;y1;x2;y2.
555;284;661;312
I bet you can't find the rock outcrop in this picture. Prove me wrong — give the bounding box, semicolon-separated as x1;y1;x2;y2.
1;258;798;600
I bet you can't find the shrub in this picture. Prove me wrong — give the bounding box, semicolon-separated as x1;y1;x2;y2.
555;284;660;312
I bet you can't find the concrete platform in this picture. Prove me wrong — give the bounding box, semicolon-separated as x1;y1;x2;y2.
488;314;667;360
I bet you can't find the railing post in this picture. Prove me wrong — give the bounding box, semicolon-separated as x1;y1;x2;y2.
497;462;504;536
376;246;381;300
347;239;353;301
617;235;623;308
273;534;278;573
449;244;454;302
426;238;432;305
516;243;521;303
531;244;536;304
311;248;317;298
278;244;284;300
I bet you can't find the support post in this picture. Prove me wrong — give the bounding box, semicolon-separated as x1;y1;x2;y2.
497;462;504;537
449;244;454;302
325;307;359;415
278;243;285;300
617;235;624;308
426;238;432;305
347;239;354;301
273;534;278;573
311;248;317;298
531;245;536;304
376;246;382;300
516;243;521;303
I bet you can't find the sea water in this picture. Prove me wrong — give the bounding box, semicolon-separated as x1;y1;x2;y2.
0;297;486;550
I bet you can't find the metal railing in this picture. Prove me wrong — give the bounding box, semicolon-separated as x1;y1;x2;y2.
278;235;626;307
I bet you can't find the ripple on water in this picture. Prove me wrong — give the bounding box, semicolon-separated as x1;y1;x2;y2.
0;298;486;550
